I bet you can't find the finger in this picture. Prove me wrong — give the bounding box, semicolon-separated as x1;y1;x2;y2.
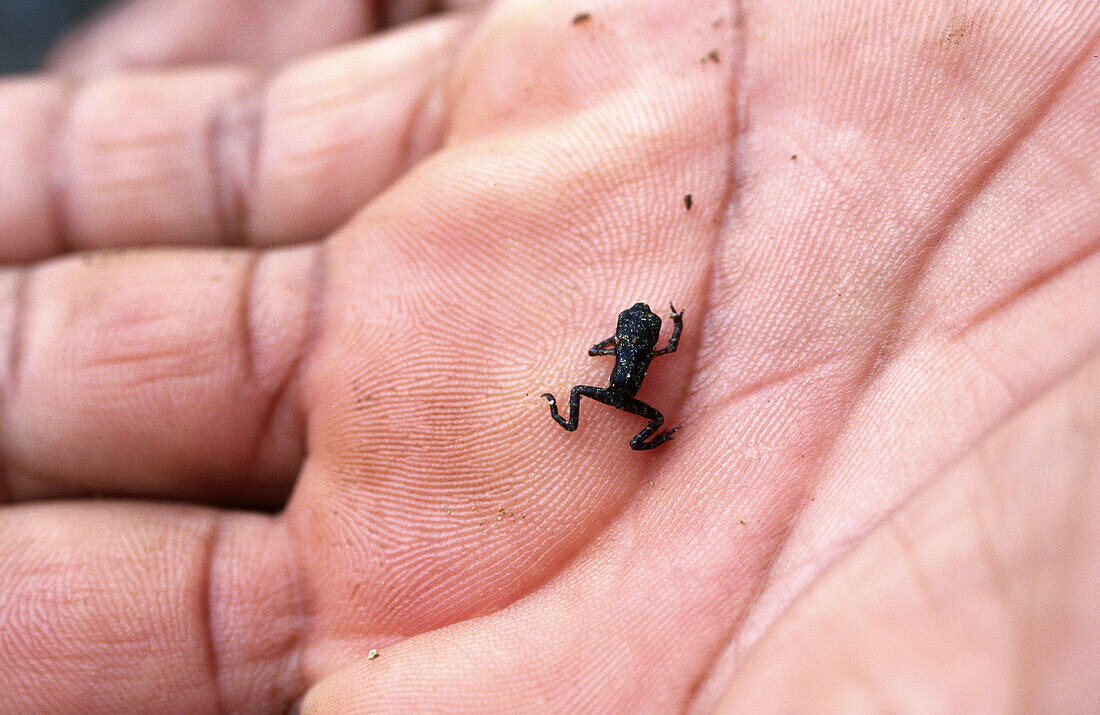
0;244;315;505
48;0;371;76
0;16;465;263
0;502;306;712
47;0;482;76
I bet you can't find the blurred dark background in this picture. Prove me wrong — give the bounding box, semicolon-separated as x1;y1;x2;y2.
1;0;113;74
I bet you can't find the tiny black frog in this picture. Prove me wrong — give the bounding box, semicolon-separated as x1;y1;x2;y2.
542;302;683;450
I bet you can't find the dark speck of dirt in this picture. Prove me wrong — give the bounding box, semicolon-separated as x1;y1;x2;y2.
684;194;693;210
790;154;798;160
708;50;720;63
572;12;591;25
936;18;976;48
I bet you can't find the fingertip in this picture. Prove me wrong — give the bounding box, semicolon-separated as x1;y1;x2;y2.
46;0;372;77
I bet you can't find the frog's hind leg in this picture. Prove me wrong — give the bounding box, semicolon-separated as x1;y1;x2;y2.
621;397;680;450
541;385;617;431
542;385;614;431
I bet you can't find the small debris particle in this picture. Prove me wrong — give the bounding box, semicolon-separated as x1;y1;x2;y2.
708;50;720;63
712;17;724;28
572;12;591;24
790;154;798;160
367;649;379;660
521;512;527;518
444;507;451;514
496;514;503;521
740;518;747;525
649;480;655;485
684;194;693;210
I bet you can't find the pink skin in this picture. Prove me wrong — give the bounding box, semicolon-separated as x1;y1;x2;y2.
0;0;1097;711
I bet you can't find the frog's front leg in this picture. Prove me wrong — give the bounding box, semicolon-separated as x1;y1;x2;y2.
653;304;683;356
588;335;617;356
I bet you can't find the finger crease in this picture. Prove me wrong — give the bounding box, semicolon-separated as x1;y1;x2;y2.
0;455;9;503
0;267;29;503
238;252;259;384
5;268;29;394
245;245;322;496
395;73;436;181
46;80;78;255
209;79;264;247
200;514;228;715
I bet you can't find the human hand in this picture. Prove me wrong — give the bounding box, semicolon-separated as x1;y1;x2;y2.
1;0;1097;711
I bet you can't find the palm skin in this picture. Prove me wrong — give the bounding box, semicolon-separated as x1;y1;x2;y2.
0;0;1096;711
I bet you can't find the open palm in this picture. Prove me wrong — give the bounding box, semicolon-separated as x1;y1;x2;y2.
1;0;1097;711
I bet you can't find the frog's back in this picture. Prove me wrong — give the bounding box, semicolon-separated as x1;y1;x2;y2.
609;303;661;394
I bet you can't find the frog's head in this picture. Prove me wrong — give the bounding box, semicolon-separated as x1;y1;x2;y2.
620;302;662;333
